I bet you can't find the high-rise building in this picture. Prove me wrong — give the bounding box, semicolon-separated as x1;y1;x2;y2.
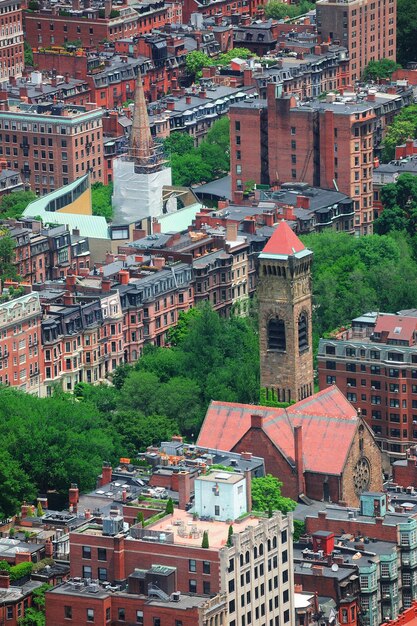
316;0;397;82
258;221;314;403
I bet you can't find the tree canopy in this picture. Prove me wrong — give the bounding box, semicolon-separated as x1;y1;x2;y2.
302;229;417;340
164;117;230;186
362;58;400;82
251;474;297;514
373;173;417;236
381;104;417;161
0;190;37;219
0;234;18;284
91;182;113;221
185;48;253;79
264;0;315;19
397;0;417;66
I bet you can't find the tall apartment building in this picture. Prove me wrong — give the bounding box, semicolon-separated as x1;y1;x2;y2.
68;475;294;626
0;0;24;81
317;311;417;459
230;86;376;234
316;0;396;82
0;99;103;193
0;290;43;393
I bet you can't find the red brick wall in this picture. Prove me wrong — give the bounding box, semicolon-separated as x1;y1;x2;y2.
230;105;263;195
304;472;341;504
393;458;417;488
231;428;298;500
33;50;89;79
305;511;397;542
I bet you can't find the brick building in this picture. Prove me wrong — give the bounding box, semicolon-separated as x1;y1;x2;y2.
181;0;266;26
317;311;417;459
0;99;104;193
316;0;396;81
25;0;180;50
197;385;384;507
230;87;376;235
0;573;43;626
46;572;227;626
0;0;24;81
0;289;43;393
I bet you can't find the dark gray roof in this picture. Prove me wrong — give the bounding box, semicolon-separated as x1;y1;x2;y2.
193;175;232;200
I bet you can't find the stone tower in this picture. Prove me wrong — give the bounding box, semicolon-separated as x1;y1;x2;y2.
258;221;314;403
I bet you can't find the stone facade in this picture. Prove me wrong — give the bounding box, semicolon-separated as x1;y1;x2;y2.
258;247;314;403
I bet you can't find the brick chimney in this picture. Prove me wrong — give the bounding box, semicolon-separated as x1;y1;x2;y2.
63;291;74;306
45;538;54;558
15;551;32;565
296;195;310;209
251;414;264;429
101;278;111;292
101;462;113;486
167;98;175;111
406;138;415;157
199;89;207;99
118;270;129;285
243;68;253;87
69;483;79;513
367;90;376;102
240;451;252;460
226;221;238;241
0;572;10;589
66;274;77;292
186;95;192;104
263;211;275;227
153;256;166;270
294;425;305;495
282;205;295;221
178;471;191;510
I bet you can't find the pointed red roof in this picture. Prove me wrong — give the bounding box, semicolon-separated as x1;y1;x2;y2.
261;221;306;257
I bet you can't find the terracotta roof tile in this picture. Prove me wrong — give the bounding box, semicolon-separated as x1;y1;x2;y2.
197;386;357;476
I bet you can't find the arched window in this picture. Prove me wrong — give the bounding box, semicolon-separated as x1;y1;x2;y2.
298;313;308;352
268;318;286;351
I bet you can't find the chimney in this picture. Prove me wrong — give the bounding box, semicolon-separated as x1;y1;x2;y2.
172;435;183;442
244;468;252;513
214;12;222;25
101;278;111;292
69;483;79;513
218;200;229;210
153;256;166;270
0;572;10;589
37;496;48;510
199;89;207;99
66;274;77;292
45;538;54;558
63;291;74;306
104;252;114;264
118;269;129;285
263;211;275;227
226;221;238;242
85;509;92;520
294;425;305;495
406;138;414;157
251;414;263;429
152;219;161;234
122;489;127;502
104;0;112;18
101;462;113;486
373;156;380;169
229;78;238;88
296;195;310;209
15;551;32;565
166;98;175;111
240;451;252;460
367;90;376;102
282;205;295;221
178;471;191;510
233;190;244;204
243;68;253;87
186;95;192;105
0;159;7;171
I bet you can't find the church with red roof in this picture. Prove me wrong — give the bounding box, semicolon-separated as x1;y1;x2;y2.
197;385;383;507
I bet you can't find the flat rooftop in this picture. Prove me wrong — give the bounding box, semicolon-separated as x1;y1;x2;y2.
147;509;259;549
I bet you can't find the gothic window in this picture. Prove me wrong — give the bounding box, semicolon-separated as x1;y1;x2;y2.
268;318;286;351
298;313;308;352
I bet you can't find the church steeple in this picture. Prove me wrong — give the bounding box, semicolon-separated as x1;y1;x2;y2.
258;221;314;403
129;69;163;173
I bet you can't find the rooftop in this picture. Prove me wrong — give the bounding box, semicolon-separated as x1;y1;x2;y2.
259;219;310;260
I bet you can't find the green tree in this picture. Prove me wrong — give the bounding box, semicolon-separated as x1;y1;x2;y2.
397;0;417;65
136;511;145;526
0;235;18;283
165;498;174;514
36;502;44;517
0;449;35;518
24;41;34;66
265;0;314;19
373;173;417;236
170;152;212;186
186;50;214;77
91;182;113;221
251;475;297;514
227;525;234;547
381;104;417;161
293;520;306;542
362;58;400;81
201;530;209;548
0;190;37;219
163;132;195;158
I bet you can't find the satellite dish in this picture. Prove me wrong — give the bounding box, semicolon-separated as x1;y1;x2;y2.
331;563;339;572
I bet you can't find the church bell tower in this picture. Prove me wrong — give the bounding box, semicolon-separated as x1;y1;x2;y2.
258;221;314;403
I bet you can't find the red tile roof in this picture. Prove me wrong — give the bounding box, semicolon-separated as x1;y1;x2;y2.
261;220;305;257
197;386;358;476
374;314;417;344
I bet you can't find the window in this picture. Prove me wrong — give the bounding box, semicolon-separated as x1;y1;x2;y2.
136;611;144;625
118;608;125;621
98;567;107;581
268;318;286;351
98;548;107;561
83;566;92;578
326;360;336;370
82;546;91;559
189;579;197;593
87;608;94;622
153;619;161;626
203;561;210;574
203;581;211;594
235;121;241;131
64;606;72;619
189;559;196;572
298;313;308;352
325;345;336;355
